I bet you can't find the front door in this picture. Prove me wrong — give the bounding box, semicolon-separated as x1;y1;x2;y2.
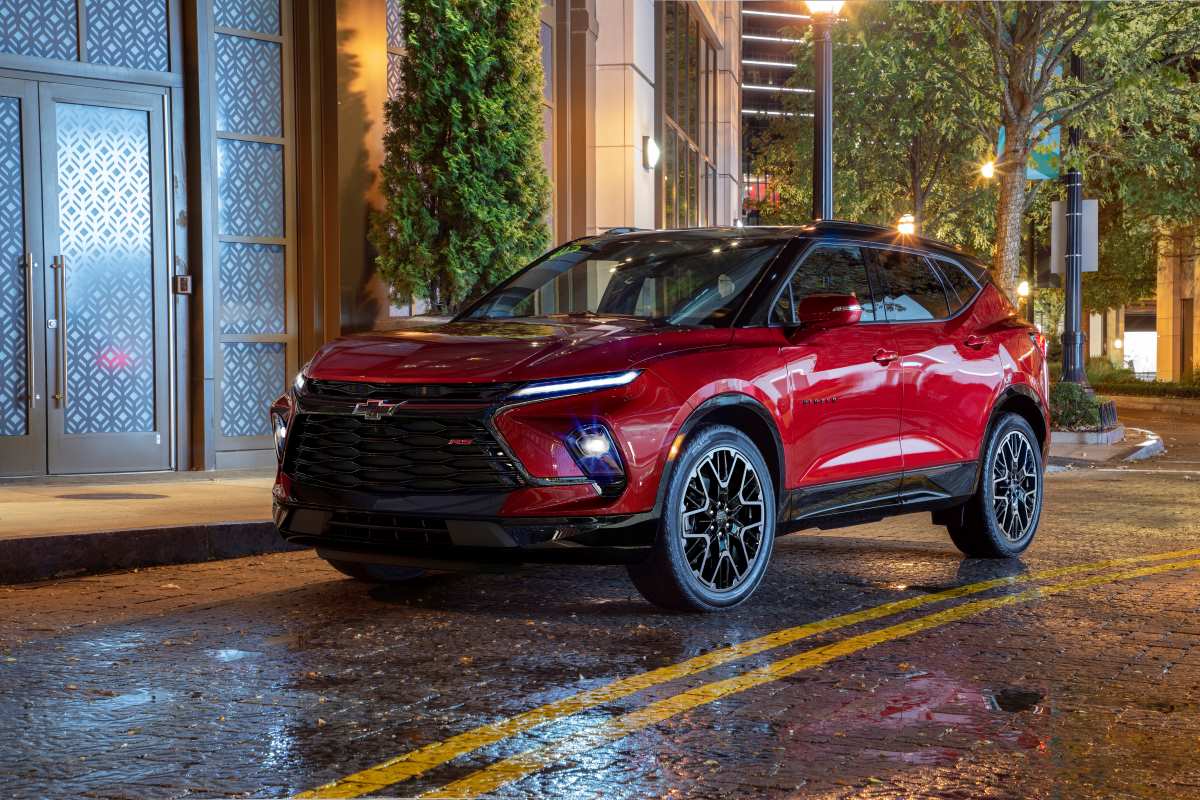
773;243;904;517
0;80;171;475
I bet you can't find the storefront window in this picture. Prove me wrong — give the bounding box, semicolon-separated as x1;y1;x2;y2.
662;2;716;228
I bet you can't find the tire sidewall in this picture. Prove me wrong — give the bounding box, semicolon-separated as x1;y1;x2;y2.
659;425;777;610
979;413;1043;556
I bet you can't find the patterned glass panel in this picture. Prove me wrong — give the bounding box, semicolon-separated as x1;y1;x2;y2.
220;342;284;437
387;52;402;100
213;0;280;35
215;34;282;136
219;242;285;334
386;0;403;50
0;98;27;436
0;0;78;61
217;138;283;237
55;103;155;435
85;0;170;72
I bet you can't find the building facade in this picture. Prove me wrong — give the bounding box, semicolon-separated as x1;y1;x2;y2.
0;0;742;477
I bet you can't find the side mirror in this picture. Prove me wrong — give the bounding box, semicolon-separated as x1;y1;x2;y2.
794;293;863;330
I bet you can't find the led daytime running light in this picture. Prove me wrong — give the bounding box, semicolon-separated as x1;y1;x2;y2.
509;370;641;400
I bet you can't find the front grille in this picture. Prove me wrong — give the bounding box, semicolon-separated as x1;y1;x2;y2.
305;380;517;404
324;511;451;546
287;412;523;493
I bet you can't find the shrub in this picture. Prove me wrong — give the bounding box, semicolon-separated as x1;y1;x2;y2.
1050;382;1102;431
1092;381;1200;399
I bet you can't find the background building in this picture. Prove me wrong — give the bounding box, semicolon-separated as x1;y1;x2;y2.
0;0;743;478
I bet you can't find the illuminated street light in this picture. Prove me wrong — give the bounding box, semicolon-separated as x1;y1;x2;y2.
896;214;915;235
980;160;996;179
1017;280;1031;298
805;0;844;220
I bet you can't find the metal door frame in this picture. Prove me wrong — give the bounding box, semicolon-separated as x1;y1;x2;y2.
39;81;173;474
0;77;46;476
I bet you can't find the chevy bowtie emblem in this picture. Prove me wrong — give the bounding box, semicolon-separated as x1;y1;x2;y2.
352;399;400;419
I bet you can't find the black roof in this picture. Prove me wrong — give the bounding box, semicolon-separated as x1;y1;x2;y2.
596;220;984;267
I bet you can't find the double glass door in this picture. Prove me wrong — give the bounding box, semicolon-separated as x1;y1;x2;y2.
0;79;171;476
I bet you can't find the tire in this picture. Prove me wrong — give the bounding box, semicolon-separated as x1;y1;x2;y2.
322;558;426;583
947;412;1044;558
628;425;777;612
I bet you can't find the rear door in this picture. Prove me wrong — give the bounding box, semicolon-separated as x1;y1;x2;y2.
870;247;1002;474
774;243;904;516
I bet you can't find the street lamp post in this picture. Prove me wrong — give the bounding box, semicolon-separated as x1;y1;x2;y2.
1061;52;1090;388
806;1;843;221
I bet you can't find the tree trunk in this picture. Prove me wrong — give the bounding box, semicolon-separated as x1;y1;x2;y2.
992;152;1027;299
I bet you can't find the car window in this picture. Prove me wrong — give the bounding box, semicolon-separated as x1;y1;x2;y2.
771;244;878;325
934;258;981;313
873;249;950;322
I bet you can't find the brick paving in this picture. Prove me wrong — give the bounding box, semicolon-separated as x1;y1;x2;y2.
0;405;1198;798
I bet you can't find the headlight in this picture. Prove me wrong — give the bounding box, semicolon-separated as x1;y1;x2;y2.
271;411;288;460
508;370;641;401
565;423;625;490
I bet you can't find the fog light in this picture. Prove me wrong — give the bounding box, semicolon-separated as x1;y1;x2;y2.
565;424;625;489
271;410;288;461
578;433;611;457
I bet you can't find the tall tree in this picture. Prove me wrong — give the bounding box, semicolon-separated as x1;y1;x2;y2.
940;1;1200;295
752;2;996;254
371;0;550;310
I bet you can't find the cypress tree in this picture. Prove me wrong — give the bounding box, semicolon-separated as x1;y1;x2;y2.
371;0;551;311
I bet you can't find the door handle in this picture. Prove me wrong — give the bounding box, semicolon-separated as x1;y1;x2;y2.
964;334;990;349
52;255;67;406
24;252;36;410
873;348;899;365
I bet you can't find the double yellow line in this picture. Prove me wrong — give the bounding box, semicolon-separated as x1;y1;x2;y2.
299;548;1200;799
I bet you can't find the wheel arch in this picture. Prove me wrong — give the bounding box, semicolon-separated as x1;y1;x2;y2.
655;393;786;518
989;383;1049;454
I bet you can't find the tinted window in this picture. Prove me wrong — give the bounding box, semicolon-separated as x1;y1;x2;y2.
935;258;981;313
771;245;878;324
873;250;949;321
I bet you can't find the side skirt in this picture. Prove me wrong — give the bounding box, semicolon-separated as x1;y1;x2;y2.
780;461;978;534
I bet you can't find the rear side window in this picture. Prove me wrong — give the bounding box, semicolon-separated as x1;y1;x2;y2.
872;249;950;321
934;258;982;313
771;244;879;324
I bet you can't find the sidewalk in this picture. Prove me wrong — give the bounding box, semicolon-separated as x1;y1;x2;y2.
0;470;290;584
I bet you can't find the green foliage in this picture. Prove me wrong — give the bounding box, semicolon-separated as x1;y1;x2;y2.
753;1;997;255
1049;381;1102;431
371;0;550;309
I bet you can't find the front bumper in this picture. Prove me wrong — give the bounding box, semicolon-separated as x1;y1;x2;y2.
274;500;657;567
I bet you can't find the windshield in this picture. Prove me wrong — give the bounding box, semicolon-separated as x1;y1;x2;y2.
462;235;785;327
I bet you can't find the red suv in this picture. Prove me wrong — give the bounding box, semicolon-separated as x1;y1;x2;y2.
272;222;1049;611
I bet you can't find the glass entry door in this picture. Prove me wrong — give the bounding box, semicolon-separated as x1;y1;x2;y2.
39;83;172;474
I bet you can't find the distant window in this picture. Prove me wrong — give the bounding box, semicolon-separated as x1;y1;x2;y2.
771;245;877;325
873;250;949;321
935;258;981;313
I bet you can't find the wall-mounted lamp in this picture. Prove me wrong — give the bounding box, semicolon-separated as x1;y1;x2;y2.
643;136;660;170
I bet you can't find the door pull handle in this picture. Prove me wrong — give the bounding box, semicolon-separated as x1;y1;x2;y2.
52;255;67;406
964;335;990;349
24;252;36;409
873;348;899;365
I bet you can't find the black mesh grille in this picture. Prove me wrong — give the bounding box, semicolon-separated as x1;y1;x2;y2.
288;413;523;493
324;511;451;546
305;380;517;404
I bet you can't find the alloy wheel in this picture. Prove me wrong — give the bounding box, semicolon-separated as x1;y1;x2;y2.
679;446;766;592
991;429;1039;542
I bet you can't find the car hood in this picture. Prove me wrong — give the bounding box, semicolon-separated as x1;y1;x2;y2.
305;318;732;384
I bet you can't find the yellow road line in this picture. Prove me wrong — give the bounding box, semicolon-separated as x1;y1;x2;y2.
425;556;1200;799
297;547;1200;799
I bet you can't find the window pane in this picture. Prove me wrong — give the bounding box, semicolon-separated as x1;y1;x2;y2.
664;133;676;228
676;134;687;227
875;250;950;321
935;258;980;312
772;245;877;325
664;2;676;125
687;19;699;140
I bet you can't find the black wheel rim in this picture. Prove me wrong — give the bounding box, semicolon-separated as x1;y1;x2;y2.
679;446;766;592
991;429;1039;542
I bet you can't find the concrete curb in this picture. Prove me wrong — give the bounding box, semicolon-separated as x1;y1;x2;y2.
0;521;301;585
1109;394;1200;418
1123;429;1166;462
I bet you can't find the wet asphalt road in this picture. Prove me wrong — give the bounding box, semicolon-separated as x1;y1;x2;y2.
3;407;1200;799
